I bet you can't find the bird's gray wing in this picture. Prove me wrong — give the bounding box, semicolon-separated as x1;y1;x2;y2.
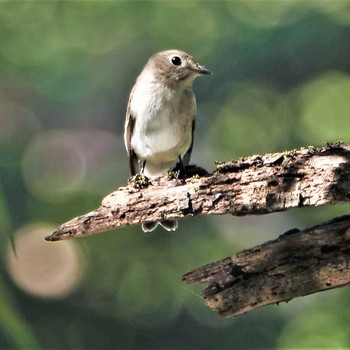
182;119;195;167
124;95;138;176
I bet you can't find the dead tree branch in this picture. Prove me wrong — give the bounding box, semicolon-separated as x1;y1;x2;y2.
45;143;350;241
182;215;350;317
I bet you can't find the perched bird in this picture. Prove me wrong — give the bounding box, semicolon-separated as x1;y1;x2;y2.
124;49;211;232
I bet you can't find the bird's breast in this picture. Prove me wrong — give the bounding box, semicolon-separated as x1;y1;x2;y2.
130;85;195;161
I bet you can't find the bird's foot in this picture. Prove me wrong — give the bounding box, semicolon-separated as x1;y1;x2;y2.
167;164;208;180
128;174;150;189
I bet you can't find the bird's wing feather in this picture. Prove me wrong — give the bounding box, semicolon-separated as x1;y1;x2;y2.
124;93;138;176
182;119;195;166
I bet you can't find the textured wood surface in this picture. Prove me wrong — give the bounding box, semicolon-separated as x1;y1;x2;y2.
183;216;350;317
45;143;350;241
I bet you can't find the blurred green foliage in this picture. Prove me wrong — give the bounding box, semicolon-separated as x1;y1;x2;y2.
0;1;350;349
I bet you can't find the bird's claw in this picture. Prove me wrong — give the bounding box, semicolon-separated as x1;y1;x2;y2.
128;174;150;189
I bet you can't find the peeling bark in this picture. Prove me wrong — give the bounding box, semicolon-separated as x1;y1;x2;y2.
44;143;350;318
45;144;350;241
183;215;350;317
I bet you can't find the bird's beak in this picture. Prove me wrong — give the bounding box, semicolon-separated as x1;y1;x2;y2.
197;66;211;75
191;64;211;75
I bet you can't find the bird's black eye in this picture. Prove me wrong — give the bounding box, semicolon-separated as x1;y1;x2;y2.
171;56;182;66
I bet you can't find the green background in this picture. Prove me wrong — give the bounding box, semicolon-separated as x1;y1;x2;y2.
1;1;350;349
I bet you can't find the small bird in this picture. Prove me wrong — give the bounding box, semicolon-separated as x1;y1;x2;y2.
124;49;211;232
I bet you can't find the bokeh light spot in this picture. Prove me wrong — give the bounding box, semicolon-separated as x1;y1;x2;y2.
22;131;86;203
6;223;84;298
298;71;350;144
227;1;302;29
0;100;41;143
22;129;124;202
208;83;288;158
116;260;182;328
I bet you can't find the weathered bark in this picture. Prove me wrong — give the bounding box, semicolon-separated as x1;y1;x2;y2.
182;215;350;317
45;143;350;242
